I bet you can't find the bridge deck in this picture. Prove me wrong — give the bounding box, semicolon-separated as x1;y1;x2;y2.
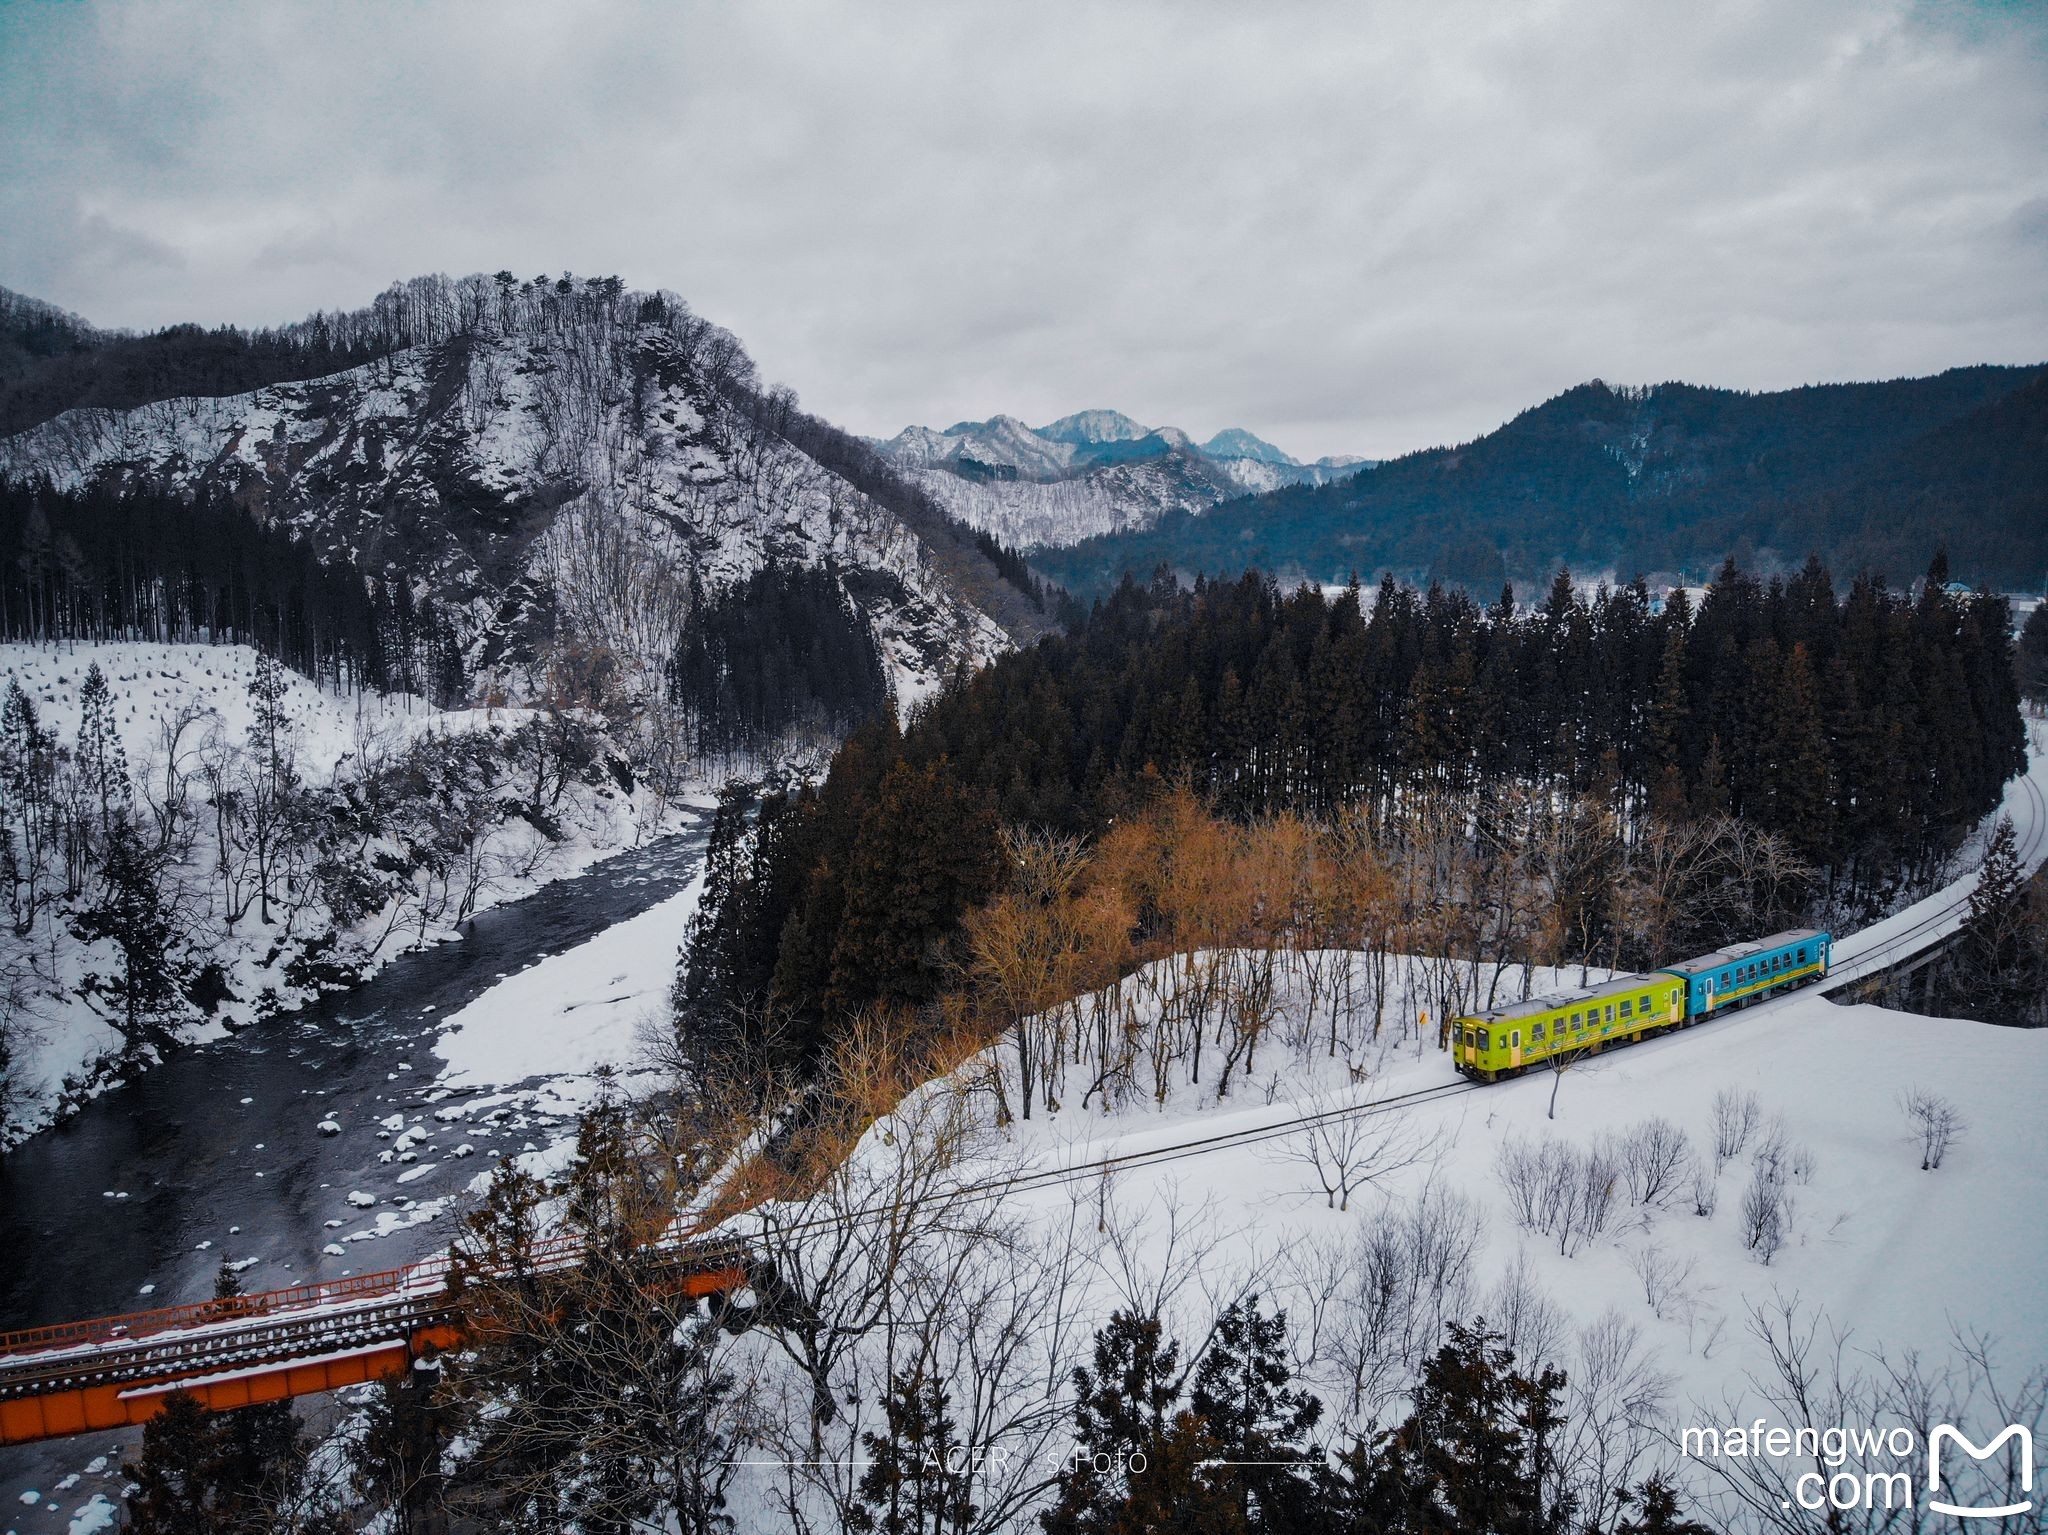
0;1238;745;1447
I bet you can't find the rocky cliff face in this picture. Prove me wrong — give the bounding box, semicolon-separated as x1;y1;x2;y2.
1;285;1016;710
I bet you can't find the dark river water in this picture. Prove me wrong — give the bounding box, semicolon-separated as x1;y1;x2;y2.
0;814;711;1523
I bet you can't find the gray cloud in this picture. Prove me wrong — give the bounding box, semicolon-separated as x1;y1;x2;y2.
2;0;2044;460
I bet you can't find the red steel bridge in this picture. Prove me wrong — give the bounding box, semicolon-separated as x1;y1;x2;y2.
0;1234;746;1448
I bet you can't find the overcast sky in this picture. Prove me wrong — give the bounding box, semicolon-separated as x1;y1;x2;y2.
3;1;2045;460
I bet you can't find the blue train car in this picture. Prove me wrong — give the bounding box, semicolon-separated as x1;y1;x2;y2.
1659;928;1831;1019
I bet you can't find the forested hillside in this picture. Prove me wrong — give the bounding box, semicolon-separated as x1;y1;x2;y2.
0;283;392;438
1035;367;2048;594
0;273;1049;714
679;556;2027;1073
0;479;469;702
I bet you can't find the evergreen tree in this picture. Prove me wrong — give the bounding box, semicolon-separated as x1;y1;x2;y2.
72;816;181;1050
351;1362;458;1535
124;1392;225;1535
1611;1478;1715;1535
1338;1321;1572;1535
1939;816;2043;1023
206;1261;316;1531
1041;1311;1187;1535
852;1367;977;1535
122;1270;322;1535
1764;642;1837;874
248;650;291;783
1188;1298;1323;1533
2019;602;2048;704
821;758;1001;1016
75;660;131;835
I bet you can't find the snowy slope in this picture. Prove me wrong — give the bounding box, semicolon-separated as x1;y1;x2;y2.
1;311;1010;708
1;642;445;786
0;640;700;1147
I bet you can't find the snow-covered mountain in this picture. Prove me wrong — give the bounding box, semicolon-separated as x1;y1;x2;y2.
875;408;1370;548
0;276;1033;710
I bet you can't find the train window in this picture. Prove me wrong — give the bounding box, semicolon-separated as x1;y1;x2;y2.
1463;1029;1475;1049
1512;1031;1521;1049
1638;993;1652;1012
1478;1030;1490;1051
1721;971;1731;987
1798;947;1808;963
1533;1021;1545;1041
1568;1011;1581;1028
1605;1004;1615;1023
1619;999;1633;1019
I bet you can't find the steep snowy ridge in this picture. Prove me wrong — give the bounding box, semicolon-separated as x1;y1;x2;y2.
877;407;1370;547
1;301;1012;709
903;448;1251;549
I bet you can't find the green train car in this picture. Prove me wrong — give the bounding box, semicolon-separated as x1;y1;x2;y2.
1452;927;1833;1082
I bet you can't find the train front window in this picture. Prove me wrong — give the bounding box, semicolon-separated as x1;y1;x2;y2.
1477;1030;1490;1052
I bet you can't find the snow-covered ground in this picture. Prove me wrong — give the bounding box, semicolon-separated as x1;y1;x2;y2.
433;867;706;1099
0;641;700;1145
681;742;2048;1528
1;641;508;785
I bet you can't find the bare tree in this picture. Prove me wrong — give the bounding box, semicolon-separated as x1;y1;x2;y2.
1740;1148;1792;1265
1553;1309;1672;1532
1899;1086;1964;1171
1712;1086;1762;1171
1272;1082;1444;1211
1615;1116;1697;1210
1624;1243;1700;1322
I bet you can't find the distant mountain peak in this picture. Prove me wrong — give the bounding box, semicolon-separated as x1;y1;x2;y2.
1036;409;1153;445
1201;427;1299;466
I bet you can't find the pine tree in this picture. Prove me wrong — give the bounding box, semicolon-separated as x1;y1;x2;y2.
1765;642;1837;875
351;1362;457;1535
247;650;291;783
124;1392;226;1535
852;1368;976;1535
1944;816;2042;1022
824;759;1001;1016
75;661;131;836
207;1261;315;1532
1611;1478;1715;1534
2019;602;2048;704
1041;1310;1187;1535
1344;1321;1572;1535
1188;1298;1323;1533
72;816;181;1050
1645;620;1690;822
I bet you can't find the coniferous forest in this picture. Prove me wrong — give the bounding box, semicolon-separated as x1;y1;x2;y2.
681;555;2027;1071
0;478;468;703
667;562;893;759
